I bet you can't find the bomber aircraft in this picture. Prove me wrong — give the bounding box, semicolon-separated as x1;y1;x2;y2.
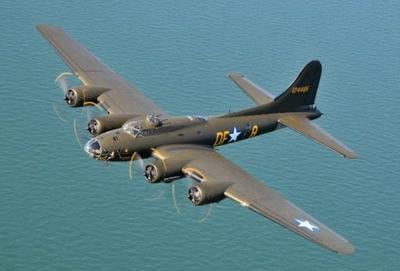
37;24;356;254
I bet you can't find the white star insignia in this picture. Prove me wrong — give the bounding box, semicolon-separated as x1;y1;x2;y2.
295;219;319;232
229;127;241;142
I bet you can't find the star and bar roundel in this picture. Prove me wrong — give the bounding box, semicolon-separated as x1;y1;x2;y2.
214;125;258;146
294;219;320;233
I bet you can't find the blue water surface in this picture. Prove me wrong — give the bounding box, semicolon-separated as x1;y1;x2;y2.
0;1;399;270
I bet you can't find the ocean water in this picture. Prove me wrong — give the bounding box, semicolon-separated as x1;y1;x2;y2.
1;1;399;270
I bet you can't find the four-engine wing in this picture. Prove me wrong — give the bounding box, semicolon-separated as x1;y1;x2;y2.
152;144;354;254
37;24;166;117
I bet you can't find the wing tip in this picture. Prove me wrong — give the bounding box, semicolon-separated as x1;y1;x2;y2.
336;242;355;255
36;24;50;31
36;24;62;34
228;72;244;80
344;150;358;159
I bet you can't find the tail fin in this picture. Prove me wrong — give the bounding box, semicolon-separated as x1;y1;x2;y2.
273;60;322;112
225;60;322;117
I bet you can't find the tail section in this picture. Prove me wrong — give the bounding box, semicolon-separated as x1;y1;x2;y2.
225;61;357;159
273;60;321;112
226;60;322;116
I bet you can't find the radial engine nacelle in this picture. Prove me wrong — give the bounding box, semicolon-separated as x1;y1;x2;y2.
144;158;185;183
187;182;232;206
87;114;139;136
65;85;110;107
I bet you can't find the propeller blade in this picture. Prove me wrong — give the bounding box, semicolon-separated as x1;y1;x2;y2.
73;119;83;148
52;72;73;123
72;105;104;152
170;178;213;221
129;152;137;181
197;204;213;223
52;103;67;122
144;190;164;202
54;72;72;94
172;182;182;215
82;101;105;121
136;153;145;171
128;152;146;181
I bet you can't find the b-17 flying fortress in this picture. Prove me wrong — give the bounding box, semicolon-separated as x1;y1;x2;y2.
38;24;356;254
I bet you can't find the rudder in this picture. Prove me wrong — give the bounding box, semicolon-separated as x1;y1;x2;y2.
223;60;323;117
273;60;322;112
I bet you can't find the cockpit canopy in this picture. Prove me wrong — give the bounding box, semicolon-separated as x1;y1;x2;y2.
122;120;142;137
186;115;208;122
122;114;164;137
146;114;163;128
122;114;208;138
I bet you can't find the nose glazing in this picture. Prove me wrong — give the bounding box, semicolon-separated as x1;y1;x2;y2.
84;139;101;158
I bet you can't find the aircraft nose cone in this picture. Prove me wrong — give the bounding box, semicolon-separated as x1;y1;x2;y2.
84;139;101;158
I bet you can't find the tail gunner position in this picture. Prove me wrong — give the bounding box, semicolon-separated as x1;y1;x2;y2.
38;24;357;255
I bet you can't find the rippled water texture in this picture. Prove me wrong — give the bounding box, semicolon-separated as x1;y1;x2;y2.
0;1;399;270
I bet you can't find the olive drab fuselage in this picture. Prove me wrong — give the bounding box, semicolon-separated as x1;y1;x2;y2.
94;110;321;161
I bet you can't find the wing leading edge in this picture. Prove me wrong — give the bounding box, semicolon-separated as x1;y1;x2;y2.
153;144;354;254
37;24;166;116
228;73;275;105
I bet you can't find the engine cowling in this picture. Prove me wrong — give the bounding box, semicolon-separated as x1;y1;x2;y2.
144;158;185;183
64;85;110;107
87;114;138;136
187;182;231;206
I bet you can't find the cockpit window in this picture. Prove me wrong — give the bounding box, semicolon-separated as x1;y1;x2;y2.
123;115;163;137
122;120;143;137
146;114;163;127
187;115;208;122
123;115;206;138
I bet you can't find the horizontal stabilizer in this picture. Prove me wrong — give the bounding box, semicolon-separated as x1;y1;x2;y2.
278;116;357;159
228;73;275;105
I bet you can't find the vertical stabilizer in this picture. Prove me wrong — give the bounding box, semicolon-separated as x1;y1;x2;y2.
273;60;322;112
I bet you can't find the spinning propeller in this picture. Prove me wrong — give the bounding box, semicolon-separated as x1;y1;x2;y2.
53;72;105;149
168;178;213;222
127;153;211;221
129;152;145;181
53;72;212;222
73;102;104;149
55;72;72;94
52;72;73;122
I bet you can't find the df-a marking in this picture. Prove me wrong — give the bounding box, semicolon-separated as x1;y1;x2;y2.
214;125;258;146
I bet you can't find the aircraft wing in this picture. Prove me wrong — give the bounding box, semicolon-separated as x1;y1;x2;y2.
228;73;275;105
37;24;166;116
153;144;354;254
278;116;357;159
